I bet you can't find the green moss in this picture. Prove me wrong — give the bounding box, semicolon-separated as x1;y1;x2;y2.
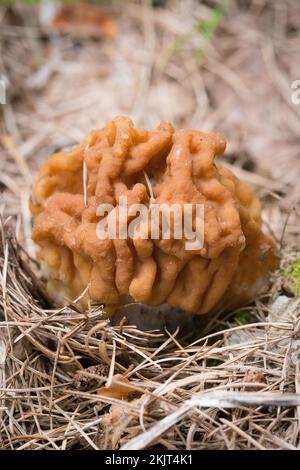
234;310;253;325
284;258;300;295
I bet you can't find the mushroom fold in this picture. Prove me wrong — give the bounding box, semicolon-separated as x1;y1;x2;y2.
30;117;278;314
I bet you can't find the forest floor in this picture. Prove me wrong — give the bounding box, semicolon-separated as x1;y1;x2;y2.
0;0;300;450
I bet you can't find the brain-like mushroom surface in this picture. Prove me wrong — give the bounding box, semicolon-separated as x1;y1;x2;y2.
30;117;278;314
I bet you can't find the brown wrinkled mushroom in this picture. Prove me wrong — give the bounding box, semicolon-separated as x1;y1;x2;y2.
30;116;278;315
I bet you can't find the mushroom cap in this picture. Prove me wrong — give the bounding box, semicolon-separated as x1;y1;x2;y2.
30;116;278;314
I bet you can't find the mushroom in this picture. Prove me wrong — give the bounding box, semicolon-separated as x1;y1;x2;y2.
30;116;278;315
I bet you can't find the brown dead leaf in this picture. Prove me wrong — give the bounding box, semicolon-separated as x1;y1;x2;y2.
52;4;118;39
240;370;267;392
98;403;136;449
97;374;141;400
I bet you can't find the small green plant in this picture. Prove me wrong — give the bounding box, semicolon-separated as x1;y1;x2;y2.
194;4;224;60
234;310;253;325
284;258;300;295
163;4;224;66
